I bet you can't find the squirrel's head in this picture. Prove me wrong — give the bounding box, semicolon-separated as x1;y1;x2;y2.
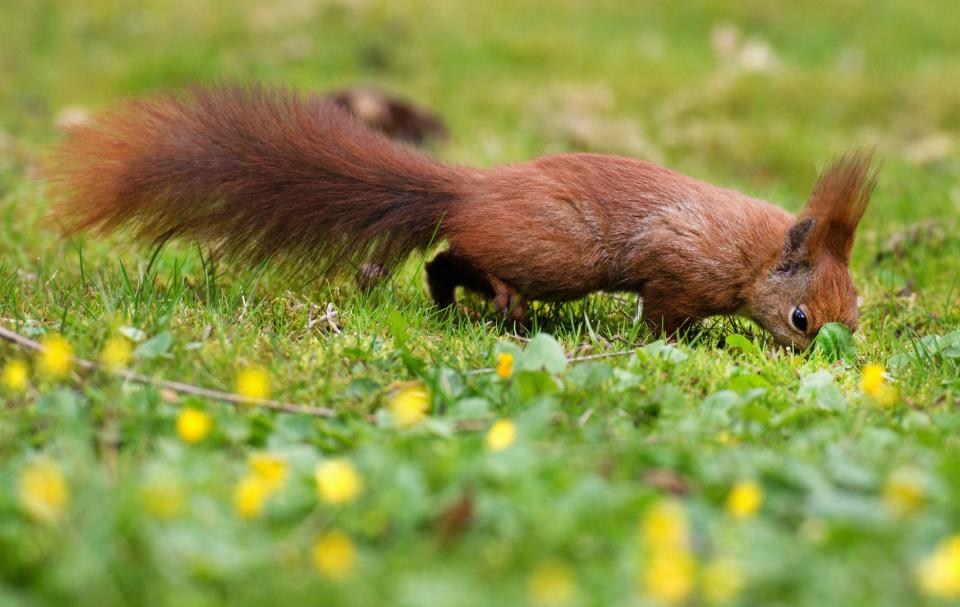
750;152;877;349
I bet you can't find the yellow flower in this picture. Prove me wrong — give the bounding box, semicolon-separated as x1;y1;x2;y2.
485;419;518;452
883;469;924;517
916;535;960;599
233;453;289;519
702;558;744;605
312;529;357;580
860;364;885;395
18;459;69;524
641;499;689;550
496;352;514;379
234;475;271;520
640;500;696;604
642;549;695;605
389;384;429;427
235;366;270;401
99;336;132;369
141;475;185;520
861;363;896;405
315;459;362;505
2;359;29;392
726;480;763;520
529;560;575;606
176;407;212;444
248;452;288;491
38;334;73;378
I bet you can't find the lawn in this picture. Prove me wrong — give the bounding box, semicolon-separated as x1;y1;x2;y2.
1;1;960;606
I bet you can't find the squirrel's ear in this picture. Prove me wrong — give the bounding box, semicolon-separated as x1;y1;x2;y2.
774;216;816;273
802;151;878;264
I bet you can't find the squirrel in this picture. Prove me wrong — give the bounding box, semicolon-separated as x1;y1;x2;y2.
46;84;876;348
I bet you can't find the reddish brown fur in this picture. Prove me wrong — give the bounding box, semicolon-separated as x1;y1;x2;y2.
48;85;470;281
47;85;875;347
802;151;877;263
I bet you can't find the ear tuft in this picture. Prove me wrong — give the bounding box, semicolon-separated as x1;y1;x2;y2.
802;150;878;263
775;216;816;273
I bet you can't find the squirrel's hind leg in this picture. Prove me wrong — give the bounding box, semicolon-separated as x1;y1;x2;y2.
426;251;494;308
426;251;527;324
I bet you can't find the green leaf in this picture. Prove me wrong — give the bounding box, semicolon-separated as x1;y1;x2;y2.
520;333;567;374
700;390;741;413
566;361;613;388
612;368;642;392
725;333;758;354
798;370;846;411
728;369;771;393
940;330;960;358
514;370;560;400
494;341;523;360
453;397;489;420
886;352;914;371
434;367;465;399
133;331;173;360
639;340;688;363
813;323;857;363
918;334;943;355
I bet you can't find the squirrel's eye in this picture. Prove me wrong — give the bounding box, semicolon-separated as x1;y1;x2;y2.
790;307;808;333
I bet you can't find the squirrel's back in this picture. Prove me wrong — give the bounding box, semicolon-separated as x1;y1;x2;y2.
47;84;472;279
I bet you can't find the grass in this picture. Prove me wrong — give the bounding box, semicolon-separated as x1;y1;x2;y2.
2;0;960;605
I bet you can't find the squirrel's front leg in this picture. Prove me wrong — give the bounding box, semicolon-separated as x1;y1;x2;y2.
487;275;528;324
641;301;694;341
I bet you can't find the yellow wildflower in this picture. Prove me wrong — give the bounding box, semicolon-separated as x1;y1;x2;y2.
642;549;695;605
18;459;69;524
702;557;744;605
38;334;73;378
2;359;29;392
236;366;270;401
485;419;518;452
860;364;885;395
496;352;514;379
726;480;763;520
916;535;960;599
861;363;896;405
641;499;689;550
529;560;575;606
100;336;132;369
312;529;357;580
883;469;924;517
315;459;362;504
176;407;212;444
248;452;288;492
141;475;185;520
234;475;271;520
389;384;429;427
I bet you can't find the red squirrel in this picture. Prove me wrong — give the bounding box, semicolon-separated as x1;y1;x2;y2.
47;84;876;348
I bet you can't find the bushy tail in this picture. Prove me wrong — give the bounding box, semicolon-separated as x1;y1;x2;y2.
46;84;467;279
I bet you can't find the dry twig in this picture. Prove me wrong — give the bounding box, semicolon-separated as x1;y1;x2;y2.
0;324;336;417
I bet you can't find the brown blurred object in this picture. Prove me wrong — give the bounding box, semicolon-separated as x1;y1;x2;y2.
434;490;474;541
642;468;690;496
325;88;448;146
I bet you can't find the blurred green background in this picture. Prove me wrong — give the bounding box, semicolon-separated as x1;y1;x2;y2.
1;2;960;606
